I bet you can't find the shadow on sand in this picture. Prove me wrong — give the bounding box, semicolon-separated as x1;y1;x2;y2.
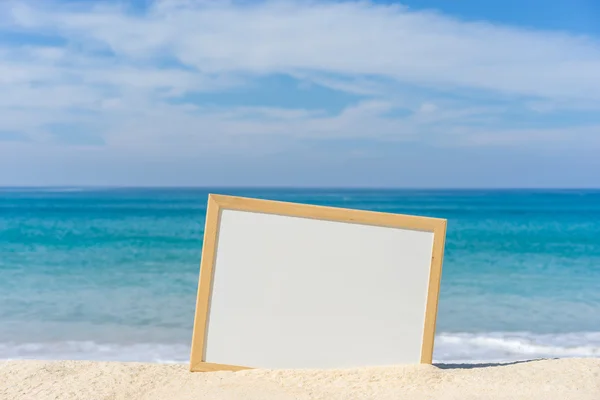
434;358;558;370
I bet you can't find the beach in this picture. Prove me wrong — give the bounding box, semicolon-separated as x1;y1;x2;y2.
3;0;600;396
1;189;600;398
2;358;599;399
2;188;599;364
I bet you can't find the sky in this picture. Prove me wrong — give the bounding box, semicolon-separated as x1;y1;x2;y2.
1;0;600;188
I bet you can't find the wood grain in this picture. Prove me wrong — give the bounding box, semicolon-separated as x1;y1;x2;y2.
190;361;252;372
189;195;221;371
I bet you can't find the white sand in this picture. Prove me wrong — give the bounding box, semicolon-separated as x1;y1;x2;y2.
1;358;599;400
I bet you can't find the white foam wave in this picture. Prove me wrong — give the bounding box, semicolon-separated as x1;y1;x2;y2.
1;332;599;365
0;341;189;364
434;332;600;364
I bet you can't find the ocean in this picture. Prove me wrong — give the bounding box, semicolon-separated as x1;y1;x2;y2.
1;188;599;364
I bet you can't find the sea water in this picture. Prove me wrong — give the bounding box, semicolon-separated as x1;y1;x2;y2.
1;188;599;364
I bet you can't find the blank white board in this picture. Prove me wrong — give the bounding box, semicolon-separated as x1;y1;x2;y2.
190;194;447;372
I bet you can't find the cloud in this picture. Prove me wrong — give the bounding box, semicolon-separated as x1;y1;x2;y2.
0;0;600;186
9;0;599;98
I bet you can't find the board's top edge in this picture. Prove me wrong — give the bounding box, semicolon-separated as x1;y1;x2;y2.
206;193;448;228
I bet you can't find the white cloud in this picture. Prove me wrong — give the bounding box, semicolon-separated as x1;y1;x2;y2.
11;0;598;99
0;0;599;163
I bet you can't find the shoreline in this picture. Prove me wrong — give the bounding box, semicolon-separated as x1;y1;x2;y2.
2;358;599;400
2;330;599;364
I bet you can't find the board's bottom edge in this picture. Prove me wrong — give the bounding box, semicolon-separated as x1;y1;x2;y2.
189;359;434;372
190;361;253;372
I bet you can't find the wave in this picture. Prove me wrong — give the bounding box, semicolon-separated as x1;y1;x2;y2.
1;332;599;365
434;332;600;364
0;341;190;364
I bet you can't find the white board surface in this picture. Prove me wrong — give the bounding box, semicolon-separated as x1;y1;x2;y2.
204;208;436;369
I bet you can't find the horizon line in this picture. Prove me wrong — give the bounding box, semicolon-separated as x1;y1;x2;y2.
1;186;599;191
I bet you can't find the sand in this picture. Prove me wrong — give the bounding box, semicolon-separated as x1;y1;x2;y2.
1;358;599;400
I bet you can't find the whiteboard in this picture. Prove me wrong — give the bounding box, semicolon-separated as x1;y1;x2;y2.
190;194;446;371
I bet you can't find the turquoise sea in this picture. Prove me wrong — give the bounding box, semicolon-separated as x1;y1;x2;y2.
1;188;599;364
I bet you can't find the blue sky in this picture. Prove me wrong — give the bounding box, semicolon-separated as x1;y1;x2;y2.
1;0;600;187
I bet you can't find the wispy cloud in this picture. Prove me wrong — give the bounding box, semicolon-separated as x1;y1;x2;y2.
10;0;599;96
0;0;599;185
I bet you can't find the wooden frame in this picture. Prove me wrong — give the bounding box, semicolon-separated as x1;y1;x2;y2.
189;194;447;372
